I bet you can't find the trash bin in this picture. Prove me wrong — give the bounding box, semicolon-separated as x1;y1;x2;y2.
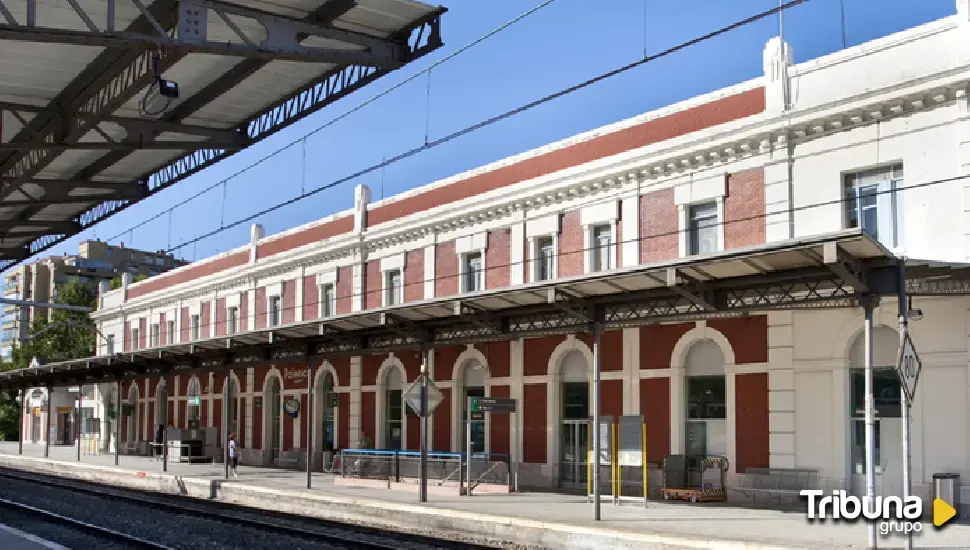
933;473;960;520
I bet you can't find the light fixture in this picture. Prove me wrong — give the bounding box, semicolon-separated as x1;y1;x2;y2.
907;296;923;322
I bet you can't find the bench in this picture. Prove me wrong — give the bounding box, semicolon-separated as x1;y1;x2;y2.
739;467;819;504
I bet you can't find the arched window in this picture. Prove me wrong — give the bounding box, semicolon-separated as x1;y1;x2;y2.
558;350;589;487
321;372;336;451
384;368;403;450
186;376;201;428
684;339;726;457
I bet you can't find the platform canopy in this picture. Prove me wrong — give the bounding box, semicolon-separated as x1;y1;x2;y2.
0;0;445;270
4;229;970;389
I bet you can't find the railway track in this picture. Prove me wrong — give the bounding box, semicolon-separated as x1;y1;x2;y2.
0;468;497;549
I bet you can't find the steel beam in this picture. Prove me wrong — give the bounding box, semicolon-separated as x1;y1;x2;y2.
822;241;868;292
0;0;402;66
0;141;245;152
0;219;80;232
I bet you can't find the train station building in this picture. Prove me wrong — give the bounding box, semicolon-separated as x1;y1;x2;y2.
10;1;970;511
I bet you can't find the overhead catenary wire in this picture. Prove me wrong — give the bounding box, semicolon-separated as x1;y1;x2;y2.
110;171;964;351
153;0;811;256
104;0;560;245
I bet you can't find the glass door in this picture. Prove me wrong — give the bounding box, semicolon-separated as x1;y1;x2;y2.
559;420;589;487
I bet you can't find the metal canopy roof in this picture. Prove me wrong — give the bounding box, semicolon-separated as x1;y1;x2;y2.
6;228;970;389
0;0;445;269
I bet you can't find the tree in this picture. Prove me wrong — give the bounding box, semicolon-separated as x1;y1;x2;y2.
0;279;98;440
109;273;148;290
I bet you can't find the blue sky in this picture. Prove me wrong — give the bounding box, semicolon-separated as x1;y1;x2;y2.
22;0;958;267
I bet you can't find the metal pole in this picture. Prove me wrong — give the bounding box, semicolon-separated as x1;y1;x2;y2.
306;364;315;489
114;380;121;466
224;375;230;480
592;327;602;521
76;385;81;462
162;379;169;473
419;351;429;503
863;301;877;549
897;260;913;550
18;388;24;455
44;384;51;458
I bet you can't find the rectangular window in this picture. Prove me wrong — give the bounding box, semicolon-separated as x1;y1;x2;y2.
321;284;336;317
268;295;281;327
844;164;903;249
536;236;555;281
150;323;159;348
385;270;402;306
227;306;238;335
130;327;139;351
464;253;483;293
688;202;719;255
592;225;612;272
686;376;726;419
106;334;115;355
190;314;200;340
167;320;175;345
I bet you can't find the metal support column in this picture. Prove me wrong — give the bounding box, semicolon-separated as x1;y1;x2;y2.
75;385;81;462
114;380;121;466
897;261;913;550
592;326;602;521
18;388;24;455
306;363;315;489
162;377;169;473
224;375;230;480
44;384;51;458
419;350;429;503
863;300;876;549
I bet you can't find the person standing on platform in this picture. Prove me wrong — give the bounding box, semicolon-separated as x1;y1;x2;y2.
228;433;238;477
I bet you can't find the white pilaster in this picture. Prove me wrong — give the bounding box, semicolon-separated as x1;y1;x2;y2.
350;356;362;448
509;339;525;465
209;297;217;336
621;193;640;267
245;368;254;448
669;369;684;454
173;375;180;428
247;282;256;330
423;244;436;299
296;265;306;321
352;263;365;313
764;146;793;242
762;36;793;113
622;328;639;413
767;311;796;468
207;372;214;428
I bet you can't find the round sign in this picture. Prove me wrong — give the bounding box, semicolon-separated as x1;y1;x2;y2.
283;398;301;418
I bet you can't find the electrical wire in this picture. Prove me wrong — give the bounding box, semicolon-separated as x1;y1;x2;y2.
105;0;561;244
146;0;810;255
109;171;965;350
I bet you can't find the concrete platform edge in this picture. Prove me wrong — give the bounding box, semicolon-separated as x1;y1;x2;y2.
0;455;792;550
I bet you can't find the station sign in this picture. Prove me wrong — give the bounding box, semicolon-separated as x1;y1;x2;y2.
469;397;516;414
403;374;443;418
896;331;922;402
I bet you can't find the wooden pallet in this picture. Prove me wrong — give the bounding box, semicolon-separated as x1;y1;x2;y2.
661;488;726;503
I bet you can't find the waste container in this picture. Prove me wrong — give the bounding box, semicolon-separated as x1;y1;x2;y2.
933;473;960;520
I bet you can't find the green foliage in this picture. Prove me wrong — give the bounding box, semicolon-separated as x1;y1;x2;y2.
0;279;98;440
109;273;148;290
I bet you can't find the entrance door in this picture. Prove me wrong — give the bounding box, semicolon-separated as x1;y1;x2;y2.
850;419;903;498
31;412;40;442
59;413;73;444
559;419;589;487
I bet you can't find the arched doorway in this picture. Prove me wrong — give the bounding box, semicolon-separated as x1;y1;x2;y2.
127;383;140;445
848;326;902;497
226;375;240;442
383;367;404;450
186;376;201;429
266;375;282;462
559;350;589;488
458;358;487;454
104;386;117;453
155;380;168;444
319;371;336;452
684;339;726;458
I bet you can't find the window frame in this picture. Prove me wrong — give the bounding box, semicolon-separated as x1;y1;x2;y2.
384;269;403;306
227;306;238;335
533;235;557;282
150;323;160;348
105;334;115;355
166;320;175;345
591;224;613;272
687;201;720;256
268;295;282;327
320;283;336;318
130;327;139;351
462;252;484;293
190;314;200;341
843;163;904;250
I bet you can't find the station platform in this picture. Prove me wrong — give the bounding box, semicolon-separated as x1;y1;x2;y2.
1;444;967;549
0;522;67;550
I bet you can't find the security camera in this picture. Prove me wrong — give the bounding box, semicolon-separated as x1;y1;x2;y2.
140;54;179;118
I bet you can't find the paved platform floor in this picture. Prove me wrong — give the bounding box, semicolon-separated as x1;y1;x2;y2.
3;443;968;548
0;523;67;550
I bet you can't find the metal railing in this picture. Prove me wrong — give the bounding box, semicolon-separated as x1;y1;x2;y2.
339;449;511;489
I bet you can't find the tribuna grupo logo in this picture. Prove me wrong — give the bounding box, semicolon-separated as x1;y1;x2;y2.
801;490;923;535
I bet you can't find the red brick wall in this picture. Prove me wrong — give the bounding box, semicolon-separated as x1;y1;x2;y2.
433;388;451;452
710;316;768;364
558;212;583;277
490;385;510;455
724;168;766;250
283;396;293;450
640;188;679;263
640;378;670;464
486;229;510;289
404;249;424;303
434;241;457;298
523;336;560;376
575;331;623;371
406;412;419;450
336;266;353;315
477;341;510;377
735;372;769;472
123;321;130;351
180;308;190;342
433;346;462;382
365;260;381;310
331;358;351;388
254;287;267;329
159;313;167;345
239;292;248;332
361;355;382;386
302;275;319;321
215;298;226;336
300;393;309;450
599;380;623;419
179;399;187;429
200;303;210;339
126;251;248;299
640;323;693;369
282;280;297;324
360;391;376;447
522;384;547;463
